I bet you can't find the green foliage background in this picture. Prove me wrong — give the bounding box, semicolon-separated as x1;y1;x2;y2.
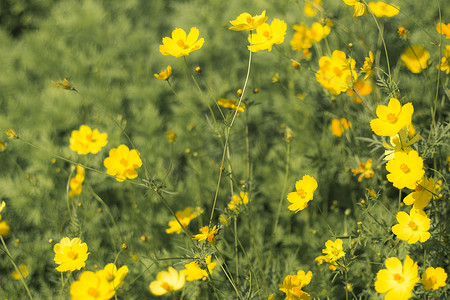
0;0;449;299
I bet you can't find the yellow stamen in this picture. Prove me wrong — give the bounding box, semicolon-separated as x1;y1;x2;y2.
400;163;410;173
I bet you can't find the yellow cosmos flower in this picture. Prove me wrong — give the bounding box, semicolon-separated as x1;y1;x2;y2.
315;255;338;271
398;26;409;40
70;125;108;155
228;192;249;213
346;78;373;103
5;128;18;139
351;158;374;182
278;270;312;300
103;145;143;182
229;10;268;31
383;127;421;160
361;51;374;80
287;175;318;212
322;239;346;261
249;19;287;52
11;264;29;280
193;225;219;243
217;98;246;112
315;50;357;95
154;65;172;80
0;140;5;151
149;267;185;295
370;98;414;137
403;176;435;209
343;0;367;17
181;255;217;281
375;255;419;300
0;215;10;236
69;166;85;197
159;27;204;58
166;207;203;234
386;150;424;190
368;2;399;17
54;237;90;272
166;130;176;143
53;78;76;91
304;0;322;17
436;22;450;39
392;208;431;244
100;263;128;290
291;23;313;51
400;45;430;74
330;118;352;137
421;267;447;291
70;271;115;300
437;45;450;74
311;22;330;42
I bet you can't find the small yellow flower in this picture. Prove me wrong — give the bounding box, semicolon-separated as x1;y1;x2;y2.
100;263;128;290
0;215;10;236
11;264;29;280
103;144;143;182
346;78;373;103
386;150;424;190
0;140;5;151
228;192;249;213
375;255;419;300
392;208;431;244
287;175;318;212
53;78;76;91
291;23;313;51
229;10;268;31
403;176;435;209
69;166;85;197
181;255;217;281
351;158;374;182
5;129;18;139
437;45;450;74
69;125;108;155
368;2;399;17
54;237;90;272
193;225;219;243
166;207;203;234
278;270;313;300
370;98;414;137
343;0;367;18
249;19;287;52
154;65;172;80
159;27;204;58
400;45;430;74
310;22;330;42
421;267;447;291
397;26;409;40
436;22;450;39
166;131;177;143
149;267;185;295
322;239;346;261
361;51;374;80
315;255;338;271
304;0;322;17
217;98;245;112
70;270;115;300
330;118;352;137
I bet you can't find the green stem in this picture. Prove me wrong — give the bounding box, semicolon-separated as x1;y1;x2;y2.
273;142;291;235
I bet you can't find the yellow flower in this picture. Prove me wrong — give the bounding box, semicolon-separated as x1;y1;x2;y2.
181;255;217;281
11;264;29;280
403;176;435;209
368;2;399;17
351;158;374;182
330;118;352;137
392;208;430;244
166;207;203;234
370;98;414;137
70;125;108;155
229;10;268;31
278;270;312;300
436;22;450;39
287;175;318;212
421;267;447;291
54;237;90;272
437;45;450;74
315;50;357;95
386;150;424;190
397;26;409;40
0;140;5;151
0;215;10;236
382;127;421;160
311;22;330;42
228;192;249;212
100;263;128;290
400;45;430;74
70;271;115;300
159;27;204;58
103;144;143;182
346;78;373;103
149;267;185;295
361;51;374;80
249;19;287;52
322;239;346;261
53;78;76;91
69;166;85;197
314;255;338;271
343;0;367;17
304;0;322;17
217;98;245;112
375;255;419;300
290;23;313;51
154;65;172;80
5;128;18;139
166;131;177;143
193;225;219;243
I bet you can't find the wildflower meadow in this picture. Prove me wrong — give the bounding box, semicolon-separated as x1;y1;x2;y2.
1;0;450;299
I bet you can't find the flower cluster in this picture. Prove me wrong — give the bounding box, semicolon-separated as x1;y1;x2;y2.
217;98;246;112
227;192;249;213
291;22;330;51
316;50;357;95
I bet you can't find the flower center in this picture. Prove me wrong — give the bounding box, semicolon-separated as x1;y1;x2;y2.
87;287;100;297
246;16;253;24
408;220;417;230
67;250;78;260
161;282;172;292
400;163;410;173
177;39;186;49
333;67;343;76
415;185;423;192
86;134;93;141
263;30;270;38
387;113;398;123
393;273;404;283
297;189;306;198
429;276;437;285
120;158;129;167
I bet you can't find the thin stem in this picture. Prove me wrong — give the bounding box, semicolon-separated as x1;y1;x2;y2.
273;142;291;235
213;245;243;300
398;189;402;212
